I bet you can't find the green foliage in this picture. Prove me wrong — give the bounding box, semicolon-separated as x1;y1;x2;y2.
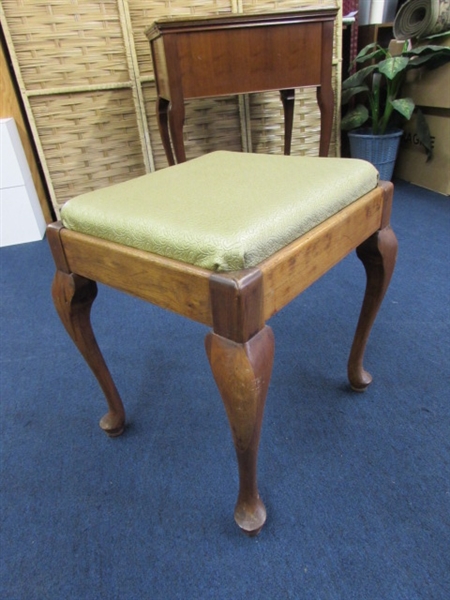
341;104;369;130
390;97;415;120
341;40;450;148
378;56;409;80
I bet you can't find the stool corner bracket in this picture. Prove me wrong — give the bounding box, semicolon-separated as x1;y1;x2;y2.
209;267;265;343
47;220;71;274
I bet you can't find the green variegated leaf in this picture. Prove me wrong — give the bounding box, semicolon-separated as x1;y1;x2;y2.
341;105;369;131
342;65;377;90
355;48;386;64
354;42;380;60
390;97;415;120
378;56;409;80
422;32;450;41
341;84;369;104
404;45;450;56
406;48;450;70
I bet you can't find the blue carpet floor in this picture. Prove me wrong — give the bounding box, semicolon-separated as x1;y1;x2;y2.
1;180;449;599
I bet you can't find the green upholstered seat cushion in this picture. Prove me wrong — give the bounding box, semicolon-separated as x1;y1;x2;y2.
61;151;378;271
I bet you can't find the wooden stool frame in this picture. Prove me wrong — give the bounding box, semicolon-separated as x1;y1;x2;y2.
47;180;397;536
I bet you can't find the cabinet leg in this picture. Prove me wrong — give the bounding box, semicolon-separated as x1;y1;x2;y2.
157;97;175;166
51;270;126;436
348;226;398;391
168;99;187;164
205;326;274;535
280;88;295;155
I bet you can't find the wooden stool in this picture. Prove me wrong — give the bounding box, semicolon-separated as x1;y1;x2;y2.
47;150;397;535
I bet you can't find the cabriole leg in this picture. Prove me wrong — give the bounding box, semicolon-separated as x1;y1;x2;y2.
52;270;126;436
168;98;187;164
348;225;398;391
205;326;274;536
156;96;175;166
280;88;295;156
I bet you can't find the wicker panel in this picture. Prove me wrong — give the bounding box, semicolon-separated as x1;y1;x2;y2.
249;89;320;155
330;67;339;157
129;0;234;79
241;0;337;14
1;1;130;90
182;97;242;160
142;83;242;169
250;68;337;157
30;88;145;206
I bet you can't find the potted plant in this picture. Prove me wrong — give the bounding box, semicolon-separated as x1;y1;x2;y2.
341;39;450;180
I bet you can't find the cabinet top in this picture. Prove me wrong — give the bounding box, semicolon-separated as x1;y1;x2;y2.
145;8;338;41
